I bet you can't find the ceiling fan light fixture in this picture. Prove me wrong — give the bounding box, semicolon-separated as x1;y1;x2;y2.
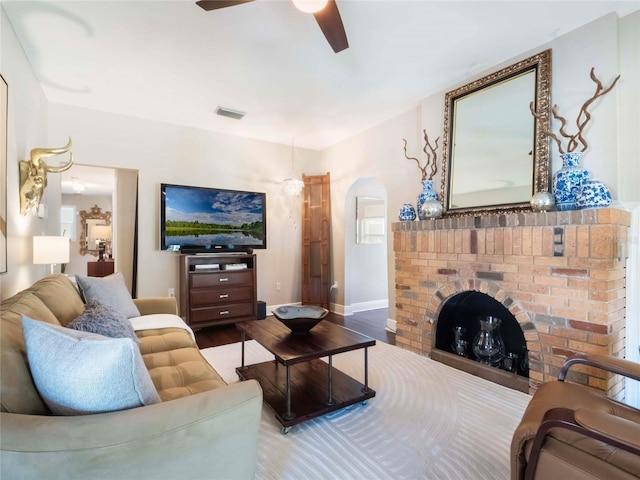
292;0;328;14
283;178;304;196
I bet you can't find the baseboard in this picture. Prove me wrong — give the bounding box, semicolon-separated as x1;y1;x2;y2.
385;318;397;333
330;303;347;315
269;300;388;318
349;299;389;314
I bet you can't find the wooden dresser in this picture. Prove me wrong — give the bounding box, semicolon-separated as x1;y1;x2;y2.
179;253;257;330
87;260;115;277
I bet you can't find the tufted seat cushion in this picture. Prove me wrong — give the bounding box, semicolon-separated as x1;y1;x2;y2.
136;327;227;401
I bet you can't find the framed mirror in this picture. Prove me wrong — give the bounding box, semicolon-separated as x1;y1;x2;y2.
79;205;112;256
441;49;551;216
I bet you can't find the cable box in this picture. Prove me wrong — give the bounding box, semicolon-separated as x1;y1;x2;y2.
222;263;248;271
194;264;220;270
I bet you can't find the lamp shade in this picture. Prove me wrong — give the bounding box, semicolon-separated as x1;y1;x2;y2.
33;236;70;265
90;225;111;240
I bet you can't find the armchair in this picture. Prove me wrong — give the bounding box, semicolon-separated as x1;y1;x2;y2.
511;353;640;480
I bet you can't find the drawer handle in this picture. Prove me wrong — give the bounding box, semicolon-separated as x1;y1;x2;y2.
219;310;230;315
219;278;229;282
219;294;229;299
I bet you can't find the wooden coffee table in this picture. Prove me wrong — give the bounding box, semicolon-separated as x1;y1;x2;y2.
236;317;376;433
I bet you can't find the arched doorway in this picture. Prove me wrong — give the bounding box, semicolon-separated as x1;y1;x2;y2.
344;177;388;316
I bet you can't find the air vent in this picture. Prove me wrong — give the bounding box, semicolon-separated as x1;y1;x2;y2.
216;106;246;120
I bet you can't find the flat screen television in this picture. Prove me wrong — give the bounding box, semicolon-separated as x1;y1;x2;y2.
160;183;266;253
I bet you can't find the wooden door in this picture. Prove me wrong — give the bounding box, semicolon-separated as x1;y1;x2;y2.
301;173;331;308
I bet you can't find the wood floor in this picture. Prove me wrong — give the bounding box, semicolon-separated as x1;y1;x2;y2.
195;308;394;349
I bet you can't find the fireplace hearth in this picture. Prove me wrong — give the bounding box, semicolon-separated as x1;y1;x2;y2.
393;208;630;397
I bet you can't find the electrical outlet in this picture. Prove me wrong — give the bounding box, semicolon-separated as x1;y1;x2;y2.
276;282;281;291
168;288;175;297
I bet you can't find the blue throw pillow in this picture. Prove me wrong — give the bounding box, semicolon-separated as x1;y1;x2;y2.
22;316;160;415
75;272;141;318
68;299;140;344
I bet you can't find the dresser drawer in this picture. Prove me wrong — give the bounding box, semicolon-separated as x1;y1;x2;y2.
190;270;252;289
190;303;254;324
190;286;253;307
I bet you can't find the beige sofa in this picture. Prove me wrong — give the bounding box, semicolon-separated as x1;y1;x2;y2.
1;274;262;480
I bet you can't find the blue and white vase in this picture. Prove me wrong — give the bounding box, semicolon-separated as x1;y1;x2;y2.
417;180;439;220
575;179;612;209
398;203;417;221
552;152;590;211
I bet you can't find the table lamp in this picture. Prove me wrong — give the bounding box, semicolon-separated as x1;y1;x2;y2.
90;225;111;261
33;236;70;275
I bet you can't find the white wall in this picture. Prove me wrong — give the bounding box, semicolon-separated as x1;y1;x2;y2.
320;12;640;323
47;103;318;308
3;8;638;332
0;8;52;298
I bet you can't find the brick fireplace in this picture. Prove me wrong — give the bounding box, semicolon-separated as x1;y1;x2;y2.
393;208;630;398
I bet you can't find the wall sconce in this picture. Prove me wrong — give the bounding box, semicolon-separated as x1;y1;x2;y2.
19;137;73;216
90;225;111;261
33;236;70;275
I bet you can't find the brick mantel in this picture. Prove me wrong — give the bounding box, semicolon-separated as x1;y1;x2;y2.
393;208;630;397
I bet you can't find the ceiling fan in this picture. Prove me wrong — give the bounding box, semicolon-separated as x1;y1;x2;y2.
195;0;349;53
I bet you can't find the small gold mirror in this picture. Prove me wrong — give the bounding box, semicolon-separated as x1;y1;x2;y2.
79;205;111;256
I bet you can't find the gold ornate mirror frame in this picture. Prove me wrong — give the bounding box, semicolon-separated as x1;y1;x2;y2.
441;49;551;216
79;204;112;256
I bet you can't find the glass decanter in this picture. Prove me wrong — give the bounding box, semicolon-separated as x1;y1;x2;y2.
472;315;505;367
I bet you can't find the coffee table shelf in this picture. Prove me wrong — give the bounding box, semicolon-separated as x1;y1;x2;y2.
236;318;376;432
237;358;375;429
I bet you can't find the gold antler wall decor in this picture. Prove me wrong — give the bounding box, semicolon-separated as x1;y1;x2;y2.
19;137;74;215
530;68;620;154
402;130;440;181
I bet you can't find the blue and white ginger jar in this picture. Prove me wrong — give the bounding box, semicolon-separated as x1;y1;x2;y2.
575;179;612;209
552;152;590;211
417;180;439;220
399;203;417;221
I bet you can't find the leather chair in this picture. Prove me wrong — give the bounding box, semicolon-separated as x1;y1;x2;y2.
511;353;640;480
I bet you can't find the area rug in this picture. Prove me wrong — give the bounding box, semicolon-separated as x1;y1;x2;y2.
200;340;531;480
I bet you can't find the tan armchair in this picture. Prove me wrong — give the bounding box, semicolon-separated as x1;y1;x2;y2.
511;353;640;480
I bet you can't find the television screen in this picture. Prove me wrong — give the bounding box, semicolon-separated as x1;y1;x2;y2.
160;183;266;252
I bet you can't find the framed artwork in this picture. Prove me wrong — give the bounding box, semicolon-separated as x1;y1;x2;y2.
1;74;7;274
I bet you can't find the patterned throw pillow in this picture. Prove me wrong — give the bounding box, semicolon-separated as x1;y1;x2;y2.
75;272;141;318
68;299;140;344
22;316;160;415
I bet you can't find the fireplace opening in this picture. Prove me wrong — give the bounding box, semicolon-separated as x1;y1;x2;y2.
432;291;529;392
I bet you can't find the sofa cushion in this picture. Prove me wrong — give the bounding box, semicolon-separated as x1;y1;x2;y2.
136;328;227;401
26;274;85;326
0;291;60;414
68;299;140;343
22;316;161;415
75;272;141;318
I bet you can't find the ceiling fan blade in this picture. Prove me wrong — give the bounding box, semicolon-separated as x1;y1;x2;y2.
196;0;255;11
313;0;349;53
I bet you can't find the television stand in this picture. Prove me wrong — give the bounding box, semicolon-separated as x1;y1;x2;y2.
179;253;257;330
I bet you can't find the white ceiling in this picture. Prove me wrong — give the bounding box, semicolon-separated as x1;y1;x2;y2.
3;0;639;150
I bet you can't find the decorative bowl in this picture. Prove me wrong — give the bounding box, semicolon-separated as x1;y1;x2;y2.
272;305;329;335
